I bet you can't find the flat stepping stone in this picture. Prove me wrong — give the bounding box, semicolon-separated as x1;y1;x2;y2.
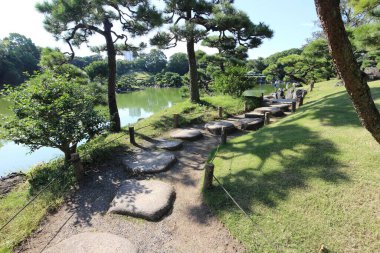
205;120;236;135
156;139;183;151
44;232;138;253
108;179;175;221
270;103;291;111
271;99;296;104
232;118;264;130
123;151;176;174
245;111;265;119
170;129;203;140
254;107;284;117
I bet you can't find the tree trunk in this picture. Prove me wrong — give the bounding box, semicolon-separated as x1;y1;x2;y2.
186;10;200;103
315;0;380;144
187;37;200;103
104;19;121;132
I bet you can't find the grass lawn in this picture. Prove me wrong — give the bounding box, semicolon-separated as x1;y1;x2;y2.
204;80;380;252
0;94;245;252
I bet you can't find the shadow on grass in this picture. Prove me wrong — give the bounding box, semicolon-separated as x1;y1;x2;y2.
296;87;380;128
204;123;350;212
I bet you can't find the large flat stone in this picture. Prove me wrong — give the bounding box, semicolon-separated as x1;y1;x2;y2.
156;139;183;151
271;99;296;104
108;179;175;221
170;129;203;140
270;103;291;112
123;151;176;174
245;111;265;119
232;118;264;130
204;120;236;135
253;107;284;117
44;232;138;253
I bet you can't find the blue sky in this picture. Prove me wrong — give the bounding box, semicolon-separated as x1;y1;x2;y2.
0;0;319;59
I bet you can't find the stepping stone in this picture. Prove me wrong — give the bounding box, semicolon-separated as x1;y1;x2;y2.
270;103;291;112
271;99;296;104
123;150;176;174
253;107;284;117
44;232;138;253
205;120;236;135
108;179;175;221
170;129;203;140
156;139;183;151
232;118;264;130
245;111;265;119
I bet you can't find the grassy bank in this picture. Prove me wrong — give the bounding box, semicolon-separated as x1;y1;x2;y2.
204;80;380;252
0;94;245;252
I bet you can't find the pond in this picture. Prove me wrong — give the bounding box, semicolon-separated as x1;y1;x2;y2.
0;88;184;177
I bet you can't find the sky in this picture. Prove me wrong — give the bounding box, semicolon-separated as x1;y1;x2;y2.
0;0;320;59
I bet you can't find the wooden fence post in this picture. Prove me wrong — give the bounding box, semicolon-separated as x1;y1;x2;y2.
221;126;227;144
310;82;314;92
264;112;270;125
244;101;248;112
129;126;136;145
173;113;179;128
71;153;84;181
291;101;296;113
218;106;223;118
299;91;305;106
203;163;214;190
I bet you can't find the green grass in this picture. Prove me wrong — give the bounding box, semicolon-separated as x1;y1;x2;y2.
0;94;245;252
204;80;380;252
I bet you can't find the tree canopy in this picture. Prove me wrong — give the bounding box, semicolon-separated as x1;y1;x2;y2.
167;53;189;75
1;70;106;161
36;0;163;132
151;0;273;102
0;33;40;88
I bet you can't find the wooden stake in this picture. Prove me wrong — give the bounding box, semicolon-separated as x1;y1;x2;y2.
203;163;214;190
129;126;136;145
218;106;223;118
221;126;227;144
291;101;296;113
264;112;270;125
173;113;179;128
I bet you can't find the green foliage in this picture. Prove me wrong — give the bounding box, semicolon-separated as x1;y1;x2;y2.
0;33;40;88
155;71;182;87
141;49;167;74
166;53;189;75
212;66;254;97
1;70;106;160
84;60;108;81
263;39;335;83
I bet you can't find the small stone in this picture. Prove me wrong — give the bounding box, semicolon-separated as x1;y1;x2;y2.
44;232;138;253
123;151;176;174
108;179;175;221
204;121;236;135
156;139;183;151
170;129;203;140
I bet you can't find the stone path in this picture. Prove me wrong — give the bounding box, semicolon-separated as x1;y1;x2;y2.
19;126;246;253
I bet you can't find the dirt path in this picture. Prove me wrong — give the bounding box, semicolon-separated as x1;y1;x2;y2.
18;126;246;253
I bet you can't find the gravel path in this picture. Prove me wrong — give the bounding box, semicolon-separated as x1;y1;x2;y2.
18;126;245;253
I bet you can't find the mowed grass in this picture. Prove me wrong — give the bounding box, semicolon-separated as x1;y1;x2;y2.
0;94;245;252
204;80;380;252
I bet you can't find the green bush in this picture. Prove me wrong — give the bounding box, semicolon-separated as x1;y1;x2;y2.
212;66;254;97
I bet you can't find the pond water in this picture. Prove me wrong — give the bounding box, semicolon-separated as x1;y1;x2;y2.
0;88;184;177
